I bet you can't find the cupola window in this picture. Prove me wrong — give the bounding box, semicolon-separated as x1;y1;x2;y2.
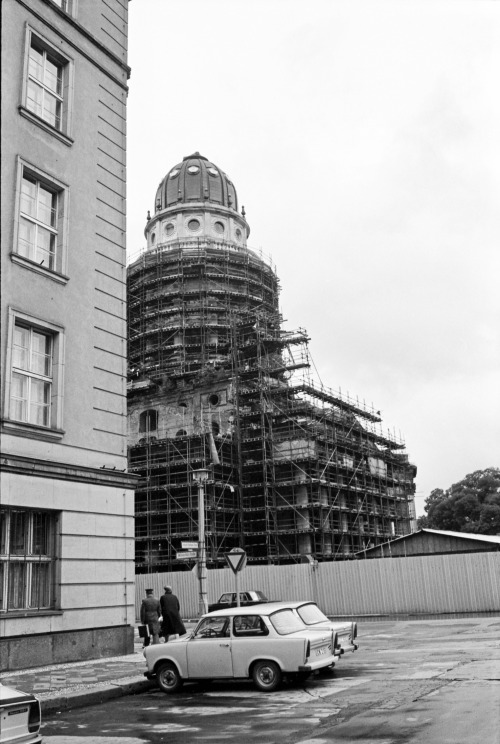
208;168;218;177
169;169;180;178
187;165;199;174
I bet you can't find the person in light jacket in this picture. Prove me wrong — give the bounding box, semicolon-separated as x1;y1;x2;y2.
140;588;161;645
160;586;186;641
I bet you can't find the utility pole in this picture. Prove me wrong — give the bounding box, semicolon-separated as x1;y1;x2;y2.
192;468;209;616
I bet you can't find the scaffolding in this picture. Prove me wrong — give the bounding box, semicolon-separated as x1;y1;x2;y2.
127;239;416;573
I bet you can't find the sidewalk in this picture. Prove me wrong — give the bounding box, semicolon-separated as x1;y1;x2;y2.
0;625;194;714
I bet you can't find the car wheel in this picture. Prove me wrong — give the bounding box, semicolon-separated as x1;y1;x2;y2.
156;662;183;693
252;660;282;692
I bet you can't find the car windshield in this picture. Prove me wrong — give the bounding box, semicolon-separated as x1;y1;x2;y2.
296;603;329;625
270;608;305;635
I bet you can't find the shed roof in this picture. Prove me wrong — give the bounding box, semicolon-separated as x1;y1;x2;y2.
356;528;500;557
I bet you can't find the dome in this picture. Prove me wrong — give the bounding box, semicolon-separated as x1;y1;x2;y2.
154;153;239;213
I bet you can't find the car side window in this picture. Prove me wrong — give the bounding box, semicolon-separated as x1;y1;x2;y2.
220;593;232;604
233;615;269;637
195;617;229;638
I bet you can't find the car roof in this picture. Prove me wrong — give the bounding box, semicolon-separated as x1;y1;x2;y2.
204;601;310;617
0;684;36;703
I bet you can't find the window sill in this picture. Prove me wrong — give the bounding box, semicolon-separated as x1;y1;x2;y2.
10;253;69;284
0;609;63;619
18;105;74;147
2;419;65;441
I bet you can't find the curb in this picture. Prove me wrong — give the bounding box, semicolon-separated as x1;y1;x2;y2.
40;676;156;714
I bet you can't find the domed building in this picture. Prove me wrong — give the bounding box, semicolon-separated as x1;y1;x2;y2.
127;154;417;573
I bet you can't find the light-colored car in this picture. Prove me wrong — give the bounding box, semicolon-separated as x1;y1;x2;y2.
0;683;42;744
144;602;340;693
286;601;358;655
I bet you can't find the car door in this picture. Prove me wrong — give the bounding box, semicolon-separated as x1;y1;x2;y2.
186;616;233;678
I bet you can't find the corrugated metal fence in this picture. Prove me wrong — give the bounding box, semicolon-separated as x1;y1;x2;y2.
135;551;500;620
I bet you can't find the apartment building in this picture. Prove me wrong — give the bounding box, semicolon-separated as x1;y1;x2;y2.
1;0;137;669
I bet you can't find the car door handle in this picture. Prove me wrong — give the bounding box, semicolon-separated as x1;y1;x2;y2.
220;643;230;647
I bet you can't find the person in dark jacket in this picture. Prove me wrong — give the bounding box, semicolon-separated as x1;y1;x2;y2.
160;586;186;641
140;588;161;645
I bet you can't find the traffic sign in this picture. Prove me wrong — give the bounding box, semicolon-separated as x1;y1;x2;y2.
177;550;197;559
181;541;198;550
225;548;247;574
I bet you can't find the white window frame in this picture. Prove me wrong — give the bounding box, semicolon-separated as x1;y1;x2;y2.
0;507;59;613
3;309;65;440
12;157;69;282
50;0;75;14
19;26;74;146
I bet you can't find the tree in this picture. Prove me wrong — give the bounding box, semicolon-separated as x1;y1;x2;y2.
419;468;500;535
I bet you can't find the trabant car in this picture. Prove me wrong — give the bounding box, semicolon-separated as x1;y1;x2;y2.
144;602;340;693
207;590;269;613
0;683;42;744
286;601;358;655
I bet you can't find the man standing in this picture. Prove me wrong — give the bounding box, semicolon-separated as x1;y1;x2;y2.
160;586;186;641
140;588;161;645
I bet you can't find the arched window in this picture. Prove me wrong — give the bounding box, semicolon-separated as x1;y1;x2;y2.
139;409;158;434
176;429;187;438
212;421;220;437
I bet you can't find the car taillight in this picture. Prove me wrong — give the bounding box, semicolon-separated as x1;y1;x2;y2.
306;640;310;660
28;700;41;733
352;622;358;640
332;631;339;651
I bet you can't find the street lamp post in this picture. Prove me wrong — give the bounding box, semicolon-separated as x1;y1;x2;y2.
192;468;209;616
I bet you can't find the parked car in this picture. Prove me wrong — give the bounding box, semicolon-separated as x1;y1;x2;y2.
0;683;42;744
285;601;358;655
208;590;269;613
144;602;340;693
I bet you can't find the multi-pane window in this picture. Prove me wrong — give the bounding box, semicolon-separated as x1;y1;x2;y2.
26;39;63;130
18;172;58;269
0;508;58;612
10;322;53;427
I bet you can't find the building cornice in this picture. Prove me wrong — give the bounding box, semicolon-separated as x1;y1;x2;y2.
0;453;139;489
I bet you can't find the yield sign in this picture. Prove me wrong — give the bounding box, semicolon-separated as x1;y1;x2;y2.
225;548;247;574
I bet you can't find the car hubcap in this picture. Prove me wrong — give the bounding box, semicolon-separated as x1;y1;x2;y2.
161;669;175;687
260;666;274;684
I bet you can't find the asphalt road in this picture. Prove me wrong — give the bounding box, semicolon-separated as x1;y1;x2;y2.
41;616;500;744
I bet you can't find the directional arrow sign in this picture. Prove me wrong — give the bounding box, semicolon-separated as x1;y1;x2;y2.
225;548;247;574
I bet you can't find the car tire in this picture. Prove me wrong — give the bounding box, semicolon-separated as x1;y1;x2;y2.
252;660;282;692
156;662;183;693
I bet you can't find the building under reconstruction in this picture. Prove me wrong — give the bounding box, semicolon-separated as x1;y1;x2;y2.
127;153;417;573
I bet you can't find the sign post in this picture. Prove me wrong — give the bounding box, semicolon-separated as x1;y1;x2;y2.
224;548;247;607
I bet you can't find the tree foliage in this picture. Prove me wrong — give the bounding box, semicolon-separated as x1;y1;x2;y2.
417;468;500;535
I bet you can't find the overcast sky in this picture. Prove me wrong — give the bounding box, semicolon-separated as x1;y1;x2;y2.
127;0;500;516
